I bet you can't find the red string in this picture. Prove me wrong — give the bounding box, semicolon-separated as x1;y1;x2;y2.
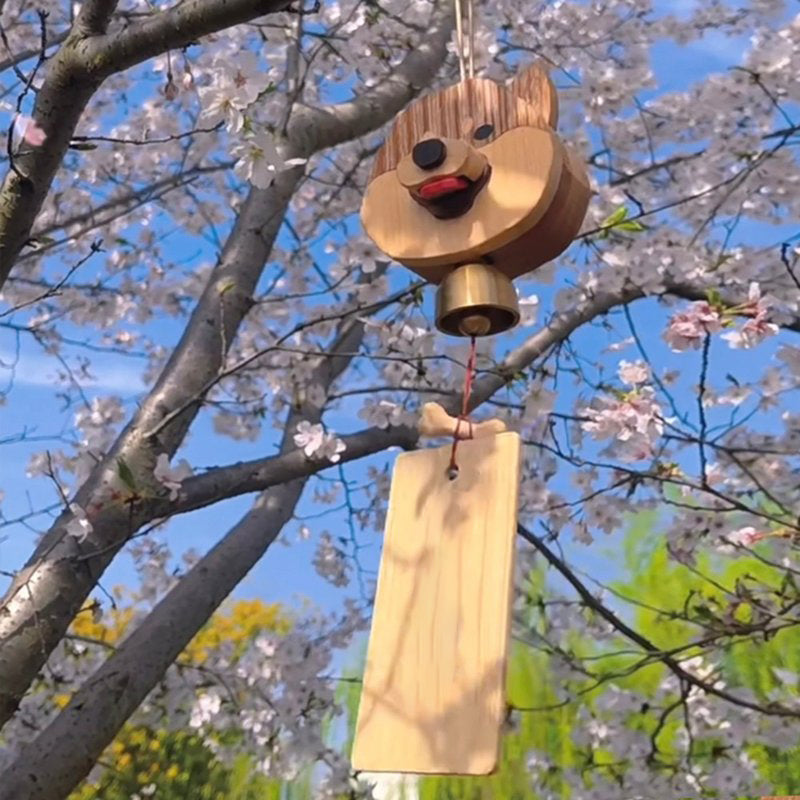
448;335;477;478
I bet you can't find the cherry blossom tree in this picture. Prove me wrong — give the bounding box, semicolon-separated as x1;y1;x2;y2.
1;0;799;798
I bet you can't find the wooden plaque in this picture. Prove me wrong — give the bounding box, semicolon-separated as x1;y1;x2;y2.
352;432;521;775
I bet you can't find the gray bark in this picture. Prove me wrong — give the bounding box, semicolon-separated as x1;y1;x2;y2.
0;481;305;800
0;0;293;289
0;310;367;800
0;167;302;727
0;6;452;730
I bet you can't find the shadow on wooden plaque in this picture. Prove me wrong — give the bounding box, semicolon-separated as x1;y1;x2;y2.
352;432;521;775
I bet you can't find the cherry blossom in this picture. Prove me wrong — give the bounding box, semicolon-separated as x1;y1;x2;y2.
233;129;307;188
663;301;723;351
64;504;93;543
723;282;779;348
15;114;46;146
189;690;222;728
580;384;665;461
1;0;800;796
357;398;411;429
617;359;650;386
718;526;764;552
153;453;193;500
198;52;274;131
312;533;351;587
294;421;346;463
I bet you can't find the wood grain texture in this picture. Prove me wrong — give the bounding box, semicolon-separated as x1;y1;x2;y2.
360;59;590;284
489;141;591;280
362;126;564;279
371;63;556;179
511;62;559;128
351;432;522;775
418;401;506;439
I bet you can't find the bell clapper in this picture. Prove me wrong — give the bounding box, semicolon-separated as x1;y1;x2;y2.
458;313;491;337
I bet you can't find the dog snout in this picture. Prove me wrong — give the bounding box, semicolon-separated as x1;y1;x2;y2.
412;138;447;170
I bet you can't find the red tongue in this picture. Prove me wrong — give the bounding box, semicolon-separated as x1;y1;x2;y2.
418;176;469;200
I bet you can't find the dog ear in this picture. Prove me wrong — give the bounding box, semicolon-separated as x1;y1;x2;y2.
508;62;558;129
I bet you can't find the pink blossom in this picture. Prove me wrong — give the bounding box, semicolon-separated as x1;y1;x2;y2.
726;526;763;547
618;359;650;386
722;283;778;348
16;114;46;146
717;526;765;554
722;315;779;348
581;386;664;461
663;302;722;351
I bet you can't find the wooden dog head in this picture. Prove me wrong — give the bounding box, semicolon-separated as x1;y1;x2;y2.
360;64;590;284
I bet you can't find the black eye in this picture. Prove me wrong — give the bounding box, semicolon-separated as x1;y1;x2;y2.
473;123;494;140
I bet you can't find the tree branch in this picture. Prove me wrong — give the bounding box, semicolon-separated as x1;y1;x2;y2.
287;5;452;156
0;0;293;290
86;0;292;75
518;523;800;719
0;4;448;730
0;482;306;800
74;0;119;36
161;286;647;517
0;30;69;73
0;165;303;729
0;285;370;800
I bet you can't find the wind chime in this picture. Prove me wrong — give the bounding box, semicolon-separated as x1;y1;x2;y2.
352;0;590;776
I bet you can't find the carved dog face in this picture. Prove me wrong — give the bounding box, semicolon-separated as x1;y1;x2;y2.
361;64;567;277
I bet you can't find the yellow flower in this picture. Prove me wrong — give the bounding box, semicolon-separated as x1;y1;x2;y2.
129;729;146;747
182;599;286;663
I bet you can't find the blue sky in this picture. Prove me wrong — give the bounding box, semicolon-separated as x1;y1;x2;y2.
0;5;790;634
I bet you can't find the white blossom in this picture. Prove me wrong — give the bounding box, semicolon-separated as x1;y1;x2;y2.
313;533;350;587
294;422;346;463
64;504;93;543
233;130;306;188
153;453;193;500
189;690;222;728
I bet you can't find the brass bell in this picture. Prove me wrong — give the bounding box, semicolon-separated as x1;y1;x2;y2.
435;262;520;337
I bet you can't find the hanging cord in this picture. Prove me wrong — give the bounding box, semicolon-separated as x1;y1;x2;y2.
454;0;476;82
447;335;478;480
467;0;474;79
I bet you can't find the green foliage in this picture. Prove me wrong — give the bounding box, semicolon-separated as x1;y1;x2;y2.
612;535;800;793
418;641;577;800
598;205;646;238
417;514;800;798
116;456;138;492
